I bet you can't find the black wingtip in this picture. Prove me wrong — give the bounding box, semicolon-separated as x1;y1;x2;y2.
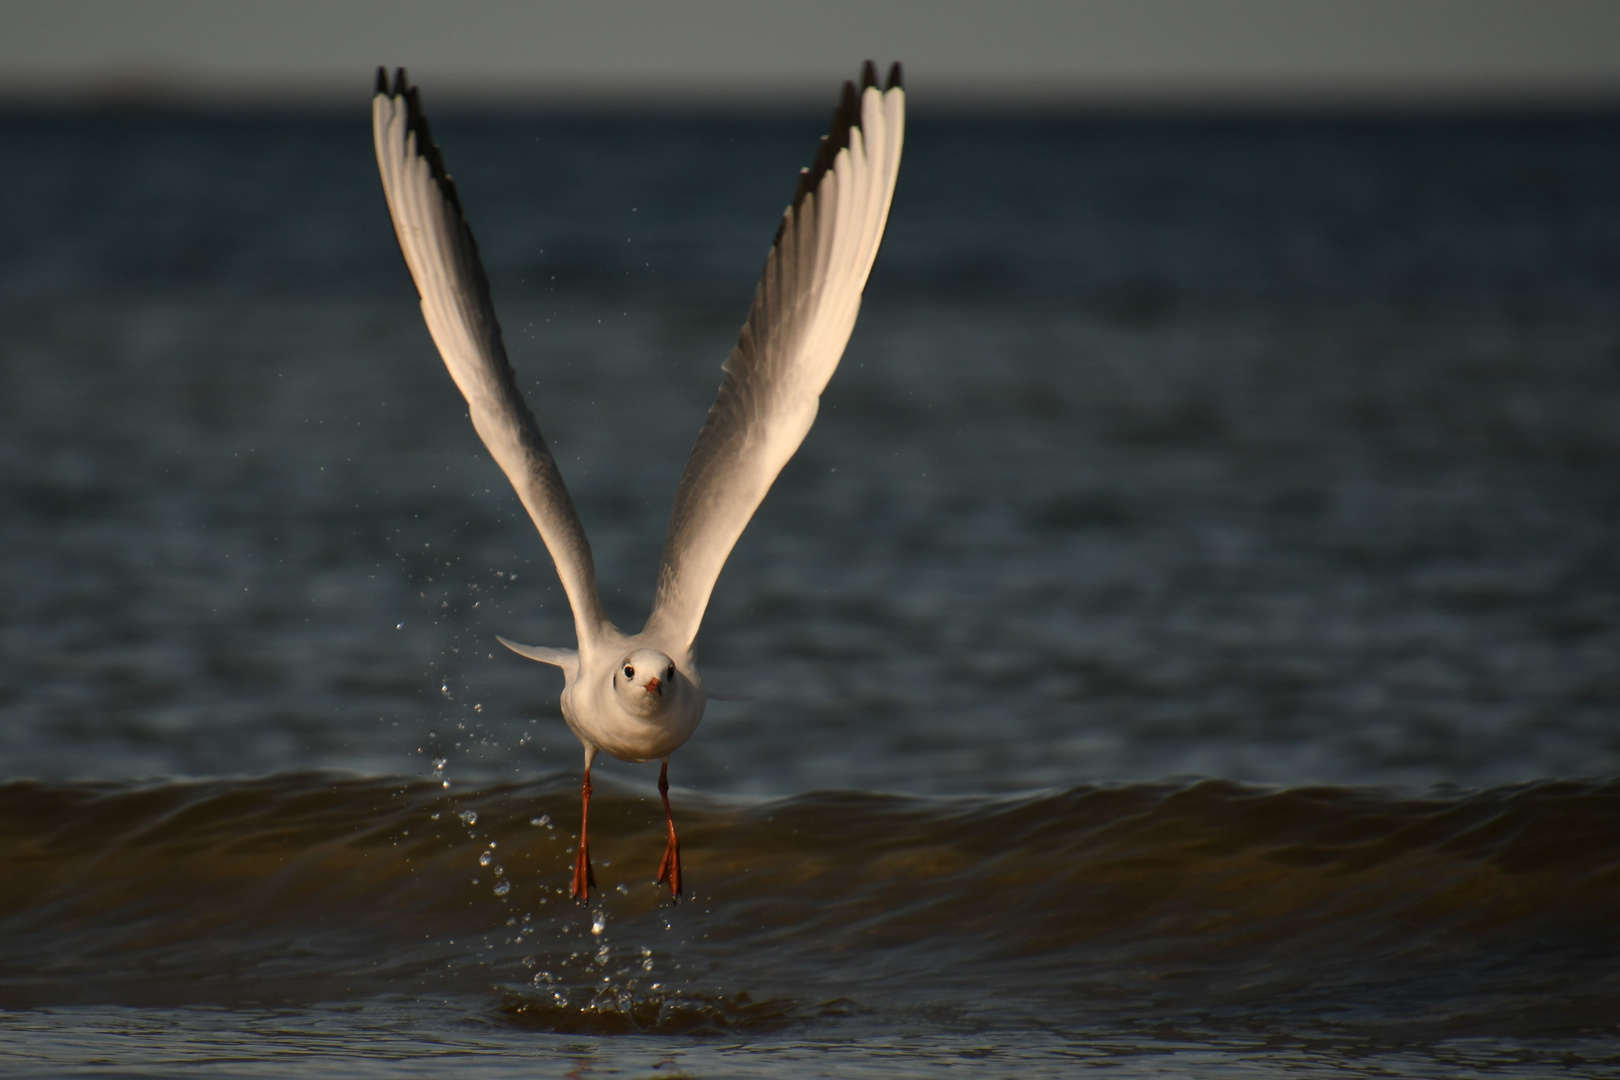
384;73;466;219
784;62;898;209
887;62;903;90
789;73;864;208
375;67;387;95
839;78;859;117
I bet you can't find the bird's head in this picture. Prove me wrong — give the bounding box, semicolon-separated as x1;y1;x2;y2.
613;648;680;717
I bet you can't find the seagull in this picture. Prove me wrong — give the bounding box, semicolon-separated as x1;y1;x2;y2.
372;63;903;901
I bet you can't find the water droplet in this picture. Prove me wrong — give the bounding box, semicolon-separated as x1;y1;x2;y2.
432;758;447;771
595;944;609;965
474;703;483;713
494;880;511;896
530;815;551;827
430;812;441;821
478;851;492;866
591;913;606;936
396;622;403;630
458;810;478;826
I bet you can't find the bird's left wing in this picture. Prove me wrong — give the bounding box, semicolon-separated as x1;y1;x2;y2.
644;62;904;651
372;69;609;643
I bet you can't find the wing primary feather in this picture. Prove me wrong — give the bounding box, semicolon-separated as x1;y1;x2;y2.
375;66;387;95
858;89;906;290
887;62;903;90
793;81;861;207
861;60;879;90
400;84;465;219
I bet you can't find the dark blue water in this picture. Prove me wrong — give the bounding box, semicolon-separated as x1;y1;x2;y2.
1;109;1617;1076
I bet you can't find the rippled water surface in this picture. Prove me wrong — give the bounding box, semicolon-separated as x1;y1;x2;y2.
3;773;1618;1076
1;108;1618;1075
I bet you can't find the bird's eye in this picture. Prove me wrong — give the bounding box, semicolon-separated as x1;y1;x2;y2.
623;665;635;680
666;664;676;681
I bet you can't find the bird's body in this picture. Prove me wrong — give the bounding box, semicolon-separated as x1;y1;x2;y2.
371;63;904;900
518;636;704;764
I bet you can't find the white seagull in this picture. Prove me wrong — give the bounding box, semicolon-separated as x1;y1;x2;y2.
372;64;903;901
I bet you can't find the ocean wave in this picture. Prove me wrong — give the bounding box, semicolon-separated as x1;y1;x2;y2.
1;772;1616;1035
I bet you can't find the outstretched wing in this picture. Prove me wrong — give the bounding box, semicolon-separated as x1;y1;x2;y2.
644;62;905;651
372;68;608;643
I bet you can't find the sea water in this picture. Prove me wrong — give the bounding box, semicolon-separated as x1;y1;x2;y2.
0;109;1617;1076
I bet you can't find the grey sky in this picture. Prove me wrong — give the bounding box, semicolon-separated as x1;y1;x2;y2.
2;0;1618;109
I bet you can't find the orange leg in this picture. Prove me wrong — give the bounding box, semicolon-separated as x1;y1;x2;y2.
656;758;682;899
572;758;597;901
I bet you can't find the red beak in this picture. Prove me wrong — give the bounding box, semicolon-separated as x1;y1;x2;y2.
644;677;661;695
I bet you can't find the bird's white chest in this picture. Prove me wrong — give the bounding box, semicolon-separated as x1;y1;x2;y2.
560;676;704;763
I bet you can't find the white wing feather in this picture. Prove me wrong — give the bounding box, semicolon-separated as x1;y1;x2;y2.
646;65;905;650
371;70;609;646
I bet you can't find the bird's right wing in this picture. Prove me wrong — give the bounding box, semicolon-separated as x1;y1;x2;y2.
372;68;609;643
644;63;904;651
